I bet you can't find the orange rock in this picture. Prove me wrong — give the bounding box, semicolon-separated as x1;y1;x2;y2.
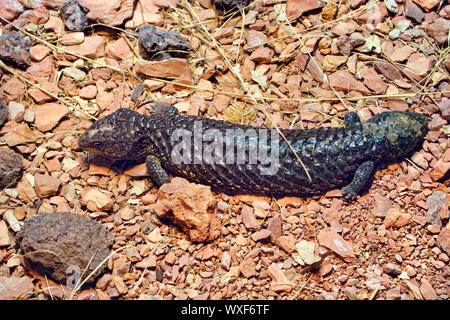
60;32;85;45
328;71;371;94
79;0;135;27
153;177;220;242
413;0;440;11
34;103;69;132
0;220;10;247
28;82;58;104
34;173;62;198
0;0;23;21
134;58;193;85
105;38;132;61
318;228;355;260
267;263;292;292
44;16;64;34
30;45;50;62
64;35;106;59
286;0;324;20
82;188;113;211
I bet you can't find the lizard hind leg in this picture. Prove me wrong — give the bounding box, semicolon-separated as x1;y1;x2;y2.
341;160;375;201
145;154;170;187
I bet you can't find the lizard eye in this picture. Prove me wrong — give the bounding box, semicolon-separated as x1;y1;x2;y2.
93;142;102;148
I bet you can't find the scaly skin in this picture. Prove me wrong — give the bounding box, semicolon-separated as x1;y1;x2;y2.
78;107;428;200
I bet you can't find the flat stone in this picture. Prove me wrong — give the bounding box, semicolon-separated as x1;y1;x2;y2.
34;173;62;198
134;58;193;85
360;67;388;94
318;229;355;260
78;0;134;26
251;229;272;241
0;0;24;21
286;0;325;20
34;103;69;132
241;205;260;230
60;32;85;45
0;277;33;299
106;37;132;61
426;18;450;46
64;35;106;59
405;1;424;23
426;191;447;226
413;0;440;11
328;71;371;94
437;229;450;256
419;278;439;300
30;44;50;61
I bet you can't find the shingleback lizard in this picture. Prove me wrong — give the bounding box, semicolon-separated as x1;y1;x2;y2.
78;106;428;200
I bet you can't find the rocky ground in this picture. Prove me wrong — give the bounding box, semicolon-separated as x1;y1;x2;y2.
0;0;448;300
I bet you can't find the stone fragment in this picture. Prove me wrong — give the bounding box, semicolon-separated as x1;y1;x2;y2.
78;0;134;26
124;0;164;28
267;263;292;292
286;0;325;20
383;262;402;275
426;18;450;46
295;240;321;265
60;32;84;45
63;35;105;59
16;212;114;284
318;229;355;260
0;31;31;69
384;0;398;13
153;177;221;242
34;103;69;132
0;277;34;299
105;38;132;61
30;44;50;61
329;71;370;94
383;207;412;228
419;279;439;300
249;46;274;63
239;259;256;278
134;58;193;85
241;205;259;230
437;229;450;256
426;191;447;226
322;55;348;72
82;188;113;211
412;0;440;11
405;53;430;77
250;229;272;242
390;46;415;62
60;0;89;31
0;220;10;247
28;82;58;103
438;98;450;120
34;174;61;198
44;15;64;34
360;67;388;93
0;148;23;189
405;1;424;23
138;25;191;61
430;159;450;181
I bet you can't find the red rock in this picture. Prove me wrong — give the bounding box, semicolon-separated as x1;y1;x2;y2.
0;276;34;299
0;220;10;247
124;0;163;28
430;159;449;181
64;35;106;59
426;18;450;46
383;207;412;228
105;37;132;61
318;229;355;260
251;229;272;242
286;0;325;20
413;0;440;11
245;30;267;50
391;46;416;62
34;173;62;198
25;56;55;81
357;3;388;26
419;278;439;300
241;205;260;230
0;0;24;21
426;191;447;226
44;16;64;34
405;52;431;78
1;78;25;103
22;6;50;24
82;188;113;211
360;67;388;94
248;46;274;63
79;85;97;100
406;1;424;23
372;195;393;217
134;58;193;85
34;103;69;132
29;44;50;62
28;82;58;103
438;97;450;120
328;71;370;94
267;213;282;240
78;0;135;26
60;32;85;45
429;114;446;131
239;259;256;278
383;262;402;275
154;177;220;242
437;229;450;255
373;61;402;80
276;235;296;253
267;263;292;292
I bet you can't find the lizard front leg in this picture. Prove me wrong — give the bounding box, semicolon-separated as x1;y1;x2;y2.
341;160;375;201
145;154;170;187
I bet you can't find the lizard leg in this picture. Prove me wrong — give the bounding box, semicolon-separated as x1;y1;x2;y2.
344;111;361;129
145;154;170;187
341;160;375;201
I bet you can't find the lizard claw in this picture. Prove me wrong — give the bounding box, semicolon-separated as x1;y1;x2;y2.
341;186;357;201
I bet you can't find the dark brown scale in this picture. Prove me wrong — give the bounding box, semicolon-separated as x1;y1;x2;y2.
78;107;429;200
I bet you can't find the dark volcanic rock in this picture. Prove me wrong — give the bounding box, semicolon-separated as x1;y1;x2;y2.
138;25;192;61
0;148;23;189
59;0;89;32
16;212;114;285
212;0;250;12
0;98;8;128
0;31;31;69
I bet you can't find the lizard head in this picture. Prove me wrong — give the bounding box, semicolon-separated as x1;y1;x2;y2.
364;111;429;160
78;108;144;159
